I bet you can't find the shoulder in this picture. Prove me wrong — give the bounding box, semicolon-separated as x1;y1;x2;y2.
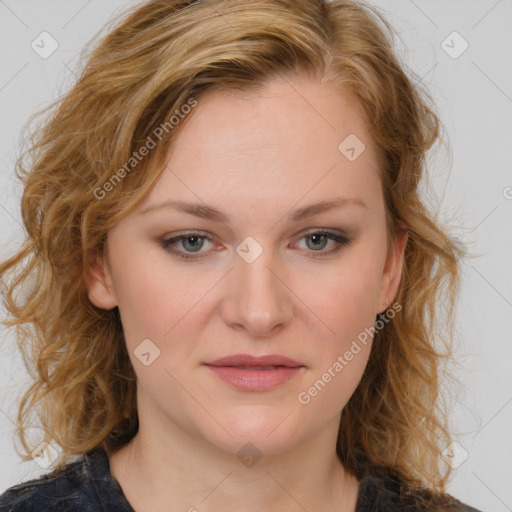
0;455;89;512
357;471;482;512
0;448;133;512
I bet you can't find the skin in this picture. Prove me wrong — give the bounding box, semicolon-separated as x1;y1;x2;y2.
86;73;408;512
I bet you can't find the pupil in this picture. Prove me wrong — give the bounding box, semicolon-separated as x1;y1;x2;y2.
308;234;327;251
184;236;203;252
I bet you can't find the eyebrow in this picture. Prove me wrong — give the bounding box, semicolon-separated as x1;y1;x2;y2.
139;197;366;223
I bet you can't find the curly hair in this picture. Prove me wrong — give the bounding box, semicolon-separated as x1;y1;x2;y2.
0;0;464;494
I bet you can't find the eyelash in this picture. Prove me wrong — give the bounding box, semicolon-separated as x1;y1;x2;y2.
160;230;350;261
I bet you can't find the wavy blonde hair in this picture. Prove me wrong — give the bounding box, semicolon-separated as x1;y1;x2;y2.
0;0;464;494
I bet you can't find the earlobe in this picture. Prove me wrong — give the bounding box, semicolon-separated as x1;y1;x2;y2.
84;250;118;310
377;227;408;314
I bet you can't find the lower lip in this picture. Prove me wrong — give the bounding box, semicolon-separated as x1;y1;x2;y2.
205;365;304;391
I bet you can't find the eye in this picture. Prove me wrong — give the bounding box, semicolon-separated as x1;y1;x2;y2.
160;230;351;262
160;232;215;261
291;230;350;258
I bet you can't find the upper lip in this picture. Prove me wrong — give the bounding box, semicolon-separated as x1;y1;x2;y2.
204;354;304;368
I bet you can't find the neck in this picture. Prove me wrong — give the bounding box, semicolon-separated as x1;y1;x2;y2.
108;412;359;512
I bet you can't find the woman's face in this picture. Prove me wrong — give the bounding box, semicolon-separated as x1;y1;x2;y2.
87;75;407;457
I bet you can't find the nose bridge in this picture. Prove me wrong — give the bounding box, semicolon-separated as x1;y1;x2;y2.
223;238;293;335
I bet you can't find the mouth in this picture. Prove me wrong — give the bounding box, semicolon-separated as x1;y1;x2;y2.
204;354;305;392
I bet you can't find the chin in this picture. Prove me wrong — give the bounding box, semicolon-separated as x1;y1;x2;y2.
202;406;303;457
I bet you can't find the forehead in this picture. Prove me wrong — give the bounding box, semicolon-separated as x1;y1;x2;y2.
170;76;371;157
140;76;382;217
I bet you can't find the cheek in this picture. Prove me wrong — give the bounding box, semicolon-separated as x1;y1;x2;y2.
108;238;207;335
109;254;221;381
301;251;384;343
297;343;371;424
294;243;384;406
295;265;378;415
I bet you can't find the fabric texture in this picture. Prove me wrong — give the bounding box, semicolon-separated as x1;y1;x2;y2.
0;447;482;511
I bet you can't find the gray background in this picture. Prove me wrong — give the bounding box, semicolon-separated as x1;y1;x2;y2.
0;1;510;510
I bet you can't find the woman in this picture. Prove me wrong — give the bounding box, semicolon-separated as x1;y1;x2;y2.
0;0;481;510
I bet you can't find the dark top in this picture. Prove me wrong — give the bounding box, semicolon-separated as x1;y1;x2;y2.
0;447;481;511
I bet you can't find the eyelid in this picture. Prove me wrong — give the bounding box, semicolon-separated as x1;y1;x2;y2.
296;227;348;238
160;228;351;262
290;230;350;253
160;231;217;261
161;228;348;243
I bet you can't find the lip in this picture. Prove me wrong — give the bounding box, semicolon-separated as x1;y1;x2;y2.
204;353;305;392
205;354;304;368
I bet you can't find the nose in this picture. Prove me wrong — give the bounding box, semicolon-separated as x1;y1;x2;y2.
220;244;293;338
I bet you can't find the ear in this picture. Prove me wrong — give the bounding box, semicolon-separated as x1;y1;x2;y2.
376;224;408;314
84;249;118;310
